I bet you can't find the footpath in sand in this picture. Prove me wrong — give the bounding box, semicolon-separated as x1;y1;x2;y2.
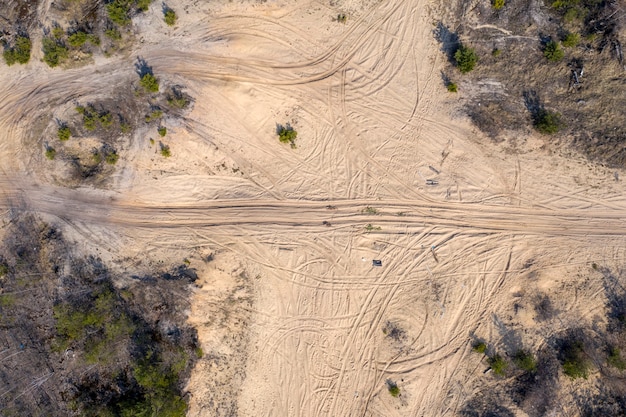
1;0;626;415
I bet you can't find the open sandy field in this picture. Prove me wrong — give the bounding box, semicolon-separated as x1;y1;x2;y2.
1;0;626;415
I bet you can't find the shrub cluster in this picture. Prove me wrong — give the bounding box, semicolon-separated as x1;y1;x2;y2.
42;37;68;68
3;35;32;66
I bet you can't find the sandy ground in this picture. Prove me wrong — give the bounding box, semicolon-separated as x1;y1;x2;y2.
1;0;626;415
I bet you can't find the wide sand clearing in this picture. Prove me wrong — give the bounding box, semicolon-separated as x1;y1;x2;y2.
1;0;626;415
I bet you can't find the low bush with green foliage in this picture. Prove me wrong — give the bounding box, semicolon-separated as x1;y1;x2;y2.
67;31;88;47
0;263;8;277
75;105;114;131
472;341;487;354
57;126;71;141
45;147;57;160
105;151;119;165
447;82;458;92
543;40;564;62
562;32;580;48
513;350;537;373
137;0;152;11
3;35;32;65
42;37;68;68
534;109;563;134
140;73;159;92
488;354;508;376
561;340;589;379
277;124;297;146
145;109;163;122
454;45;478;73
160;144;171;157
105;28;122;40
492;0;505;10
107;0;132;26
158;126;167;137
608;347;626;370
164;9;178;26
387;380;400;397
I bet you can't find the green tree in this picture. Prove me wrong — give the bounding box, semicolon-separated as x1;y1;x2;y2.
107;0;132;26
454;45;478;73
543;40;564;62
3;35;32;65
164;9;177;26
140;73;159;92
535;109;563;134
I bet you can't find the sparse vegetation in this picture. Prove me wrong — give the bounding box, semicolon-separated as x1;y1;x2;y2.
447;82;458;92
543;40;564;62
160;144;171;157
560;339;589;379
145;109;163;122
562;32;580;48
472;341;487;354
67;31;88;47
608;347;626;370
0;263;8;277
42;37;68;68
105;28;122;40
488;354;508;376
363;206;378;214
164;8;178;26
105;151;119;165
364;224;381;232
337;13;347;23
454;44;478;73
158;126;167;137
140;73;159;93
3;35;32;66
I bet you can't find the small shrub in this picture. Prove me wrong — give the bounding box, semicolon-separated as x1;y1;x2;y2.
91;152;102;164
534;109;563;134
608;347;626;371
488;354;508;376
277;124;297;145
160;144;171;157
363;206;378;214
52;26;65;39
195;347;203;358
158;126;167;137
562;32;580;48
513;350;537;373
492;48;501;57
105;152;119;165
145;109;163;122
87;34;100;46
492;0;505;10
337;14;347;23
99;112;113;128
472;341;487;354
543;40;564;62
42;37;68;68
447;82;458;92
58;126;71;141
454;45;478;73
561;340;589;379
387;380;400;397
164;9;177;26
137;0;152;11
140;73;159;92
167;92;189;108
364;224;381;232
3;35;32;65
120;122;131;134
0;263;8;277
45;147;57;160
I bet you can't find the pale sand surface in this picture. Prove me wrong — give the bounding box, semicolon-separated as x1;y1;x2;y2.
0;0;626;416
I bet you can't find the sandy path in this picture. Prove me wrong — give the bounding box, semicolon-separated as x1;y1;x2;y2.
1;0;625;415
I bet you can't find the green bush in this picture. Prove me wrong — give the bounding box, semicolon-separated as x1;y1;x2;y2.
140;73;159;92
137;0;152;11
0;263;8;277
561;340;589;379
492;48;502;57
278;124;297;145
454;45;478;73
472;341;487;354
447;82;458;92
99;112;113;128
164;9;177;26
160;144;171;157
105;152;119;165
513;350;537;372
52;26;64;40
488;354;508;376
145;109;163;122
562;32;580;48
534;109;563;134
42;37;68;67
107;0;132;26
104;28;122;40
387;381;400;397
167;92;189;108
58;126;71;141
492;0;505;9
3;35;32;65
543;40;564;62
45;147;57;160
67;31;88;47
158;126;167;136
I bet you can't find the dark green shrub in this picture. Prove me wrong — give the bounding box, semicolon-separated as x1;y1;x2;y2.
67;31;88;47
164;9;177;26
543;40;564;62
454;45;478;73
158;126;167;136
140;73;159;92
42;37;68;68
513;350;537;372
447;82;458;92
488;354;508;376
3;35;32;65
58;126;71;141
534;109;563;134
